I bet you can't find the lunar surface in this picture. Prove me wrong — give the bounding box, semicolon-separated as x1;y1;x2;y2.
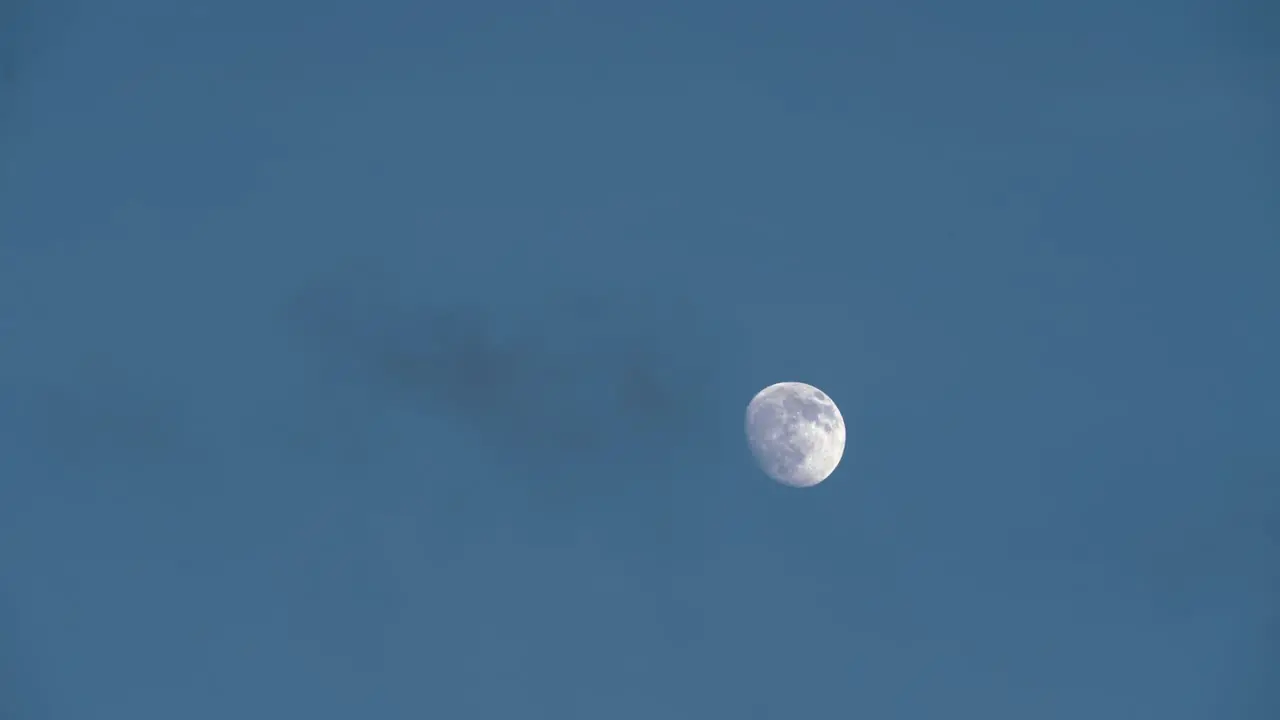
745;382;846;487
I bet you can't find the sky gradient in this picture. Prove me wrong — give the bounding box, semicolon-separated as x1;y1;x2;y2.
2;1;1277;718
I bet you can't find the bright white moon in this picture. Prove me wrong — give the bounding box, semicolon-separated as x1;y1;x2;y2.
745;382;846;487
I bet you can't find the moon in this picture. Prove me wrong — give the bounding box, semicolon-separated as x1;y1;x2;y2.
745;382;846;487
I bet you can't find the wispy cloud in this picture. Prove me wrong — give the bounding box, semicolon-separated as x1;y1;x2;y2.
284;267;730;471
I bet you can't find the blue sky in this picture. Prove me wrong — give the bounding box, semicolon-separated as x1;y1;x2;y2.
1;1;1277;717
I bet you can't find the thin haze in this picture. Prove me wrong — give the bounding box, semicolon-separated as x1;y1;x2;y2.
1;1;1277;718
